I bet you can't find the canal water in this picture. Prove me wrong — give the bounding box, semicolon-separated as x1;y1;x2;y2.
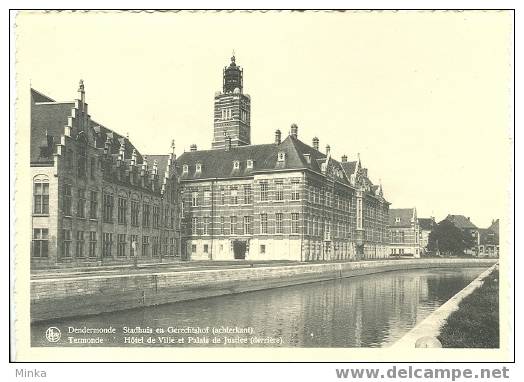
31;267;485;348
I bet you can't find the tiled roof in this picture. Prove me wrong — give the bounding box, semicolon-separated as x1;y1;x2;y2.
444;214;478;229
31;100;75;163
145;154;171;178
177;135;350;183
30;88;146;167
340;161;357;180
31;88;55;103
418;217;436;231
389;208;415;227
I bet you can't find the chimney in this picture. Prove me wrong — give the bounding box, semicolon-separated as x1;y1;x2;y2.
312;137;319;151
225;136;232;151
290;123;298;138
326;145;331;155
190;144;197;152
275;129;281;145
341;155;347;162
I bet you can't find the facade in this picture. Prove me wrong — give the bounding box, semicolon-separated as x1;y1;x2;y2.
178;57;390;262
30;82;181;269
443;214;479;256
418;217;436;256
211;55;251;149
478;219;499;258
388;208;421;258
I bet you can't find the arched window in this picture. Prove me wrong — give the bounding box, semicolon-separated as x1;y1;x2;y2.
33;176;49;215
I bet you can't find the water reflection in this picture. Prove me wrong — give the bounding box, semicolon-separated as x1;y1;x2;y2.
32;267;483;347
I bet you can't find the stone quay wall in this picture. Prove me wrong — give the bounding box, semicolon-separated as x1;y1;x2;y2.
31;258;497;322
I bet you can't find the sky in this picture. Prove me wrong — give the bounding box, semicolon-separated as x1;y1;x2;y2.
17;10;513;228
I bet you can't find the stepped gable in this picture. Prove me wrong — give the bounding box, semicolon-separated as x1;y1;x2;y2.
30;87;144;165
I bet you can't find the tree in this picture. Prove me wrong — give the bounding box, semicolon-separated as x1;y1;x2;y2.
428;220;470;256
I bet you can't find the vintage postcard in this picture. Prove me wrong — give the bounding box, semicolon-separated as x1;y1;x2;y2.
11;10;514;362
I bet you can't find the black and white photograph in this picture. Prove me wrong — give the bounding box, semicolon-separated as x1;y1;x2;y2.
11;9;514;363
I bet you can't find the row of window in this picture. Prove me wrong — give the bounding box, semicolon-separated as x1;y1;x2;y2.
189;213;303;236
56;185;176;229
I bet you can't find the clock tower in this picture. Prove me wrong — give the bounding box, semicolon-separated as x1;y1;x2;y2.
211;54;251;149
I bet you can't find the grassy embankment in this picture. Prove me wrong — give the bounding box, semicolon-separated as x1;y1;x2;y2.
438;269;499;348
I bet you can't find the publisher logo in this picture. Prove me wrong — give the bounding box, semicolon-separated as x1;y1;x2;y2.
45;327;61;343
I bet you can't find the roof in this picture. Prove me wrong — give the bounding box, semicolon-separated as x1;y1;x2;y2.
418;217;436;231
177;135;351;185
31;99;75;163
30;88;145;166
444;214;478;230
389;208;416;227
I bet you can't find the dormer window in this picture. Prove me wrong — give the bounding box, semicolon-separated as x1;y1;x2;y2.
195;162;202;172
246;159;254;169
278;152;286;162
303;154;311;164
233;160;240;170
182;164;189;173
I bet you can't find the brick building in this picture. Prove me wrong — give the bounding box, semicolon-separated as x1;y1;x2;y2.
478;219;499;258
443;214;479;256
388;208;421;257
418;217;436;256
30;82;181;269
177;57;390;262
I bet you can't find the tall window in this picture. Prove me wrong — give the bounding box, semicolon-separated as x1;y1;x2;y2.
260;181;268;201
230;216;237;235
152;237;159;257
243;216;252;235
152;206;160;228
276;213;283;234
243;185;252;204
169;237;175;257
90;158;96;179
291;180;300;201
275;180;284;201
32;228;48;258
103;233;113;257
88;231;97;258
77;189;86;218
62;229;72;258
130;235;139;257
220;187;226;205
142;203;150;227
164;207;170;228
291;213;299;234
230;186;238;205
117;234;126;257
142;236;149;257
192;217;198;235
77;145;87;178
131;200;140;226
63;184;72;216
118;197;127;225
260;213;268;234
89;191;98;219
191;191;199;207
203;217;210;235
33;180;49;214
76;231;85;257
220;216;225;235
103;193;114;223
